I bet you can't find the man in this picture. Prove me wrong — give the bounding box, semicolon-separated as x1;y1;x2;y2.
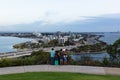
50;48;55;65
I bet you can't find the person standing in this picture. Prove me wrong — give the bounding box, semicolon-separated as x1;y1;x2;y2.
54;51;59;65
58;49;64;65
50;48;55;65
63;49;67;65
63;54;67;65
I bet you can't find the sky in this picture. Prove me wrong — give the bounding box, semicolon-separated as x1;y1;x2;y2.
0;0;120;32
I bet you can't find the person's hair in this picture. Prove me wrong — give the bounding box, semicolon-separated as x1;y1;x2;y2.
51;48;54;50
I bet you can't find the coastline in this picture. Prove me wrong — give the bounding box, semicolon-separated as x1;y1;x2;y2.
0;36;34;53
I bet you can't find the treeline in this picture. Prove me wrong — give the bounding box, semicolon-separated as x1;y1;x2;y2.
13;42;41;49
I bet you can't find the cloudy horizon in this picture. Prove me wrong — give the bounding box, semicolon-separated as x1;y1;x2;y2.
0;0;120;32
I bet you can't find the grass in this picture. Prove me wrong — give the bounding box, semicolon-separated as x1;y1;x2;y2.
0;72;120;80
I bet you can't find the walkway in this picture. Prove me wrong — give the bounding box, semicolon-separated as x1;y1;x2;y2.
0;65;120;75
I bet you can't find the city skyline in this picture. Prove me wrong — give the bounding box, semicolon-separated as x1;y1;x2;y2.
0;0;120;32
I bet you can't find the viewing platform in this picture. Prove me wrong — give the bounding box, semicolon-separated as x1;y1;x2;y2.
0;65;120;75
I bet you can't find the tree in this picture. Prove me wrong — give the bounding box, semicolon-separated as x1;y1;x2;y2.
107;45;117;65
48;39;58;46
107;39;120;66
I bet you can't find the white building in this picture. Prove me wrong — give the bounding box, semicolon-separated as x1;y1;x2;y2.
58;37;68;44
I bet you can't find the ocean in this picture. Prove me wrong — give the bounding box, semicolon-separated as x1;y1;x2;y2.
99;32;120;44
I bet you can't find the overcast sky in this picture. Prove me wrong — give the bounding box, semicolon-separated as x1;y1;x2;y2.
0;0;120;32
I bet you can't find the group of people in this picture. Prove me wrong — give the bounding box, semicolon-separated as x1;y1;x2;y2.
49;48;68;65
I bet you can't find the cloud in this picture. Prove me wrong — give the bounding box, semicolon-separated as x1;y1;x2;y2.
1;14;120;32
0;0;120;25
0;0;120;32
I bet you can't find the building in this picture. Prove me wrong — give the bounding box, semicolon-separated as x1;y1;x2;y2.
58;37;68;44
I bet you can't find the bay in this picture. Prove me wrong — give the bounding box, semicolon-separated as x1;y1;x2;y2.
0;36;33;53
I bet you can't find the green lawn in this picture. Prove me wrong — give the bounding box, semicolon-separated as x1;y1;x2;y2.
0;72;120;80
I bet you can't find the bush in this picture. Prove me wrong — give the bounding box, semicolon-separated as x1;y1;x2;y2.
31;50;49;64
102;57;109;66
0;58;24;67
23;56;36;65
67;54;74;65
80;56;101;66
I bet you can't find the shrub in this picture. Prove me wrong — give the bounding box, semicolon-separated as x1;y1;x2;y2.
23;56;36;65
67;54;74;65
102;57;109;66
31;50;49;64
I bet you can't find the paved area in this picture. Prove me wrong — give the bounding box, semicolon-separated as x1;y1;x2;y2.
0;65;120;75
